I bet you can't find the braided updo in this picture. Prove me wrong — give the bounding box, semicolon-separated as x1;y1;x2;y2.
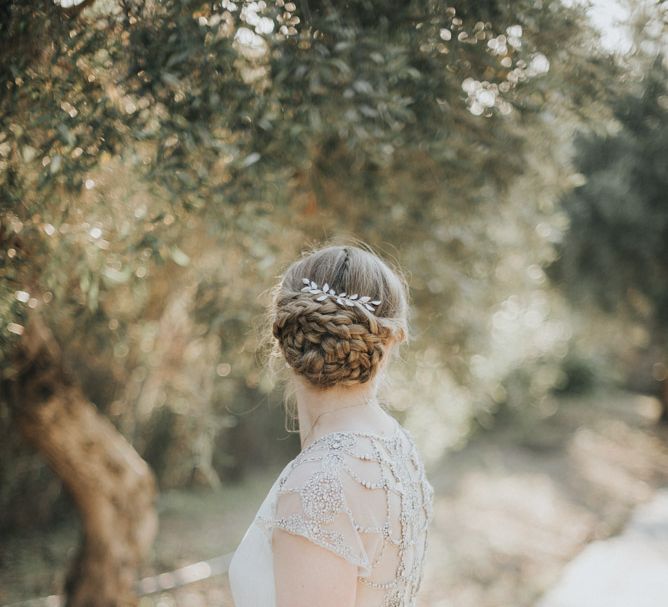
271;244;409;389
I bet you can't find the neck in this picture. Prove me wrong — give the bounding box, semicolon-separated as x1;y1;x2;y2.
293;377;385;447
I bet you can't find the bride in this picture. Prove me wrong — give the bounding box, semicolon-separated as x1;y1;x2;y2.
228;243;434;607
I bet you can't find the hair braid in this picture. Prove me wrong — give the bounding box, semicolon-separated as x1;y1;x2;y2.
331;246;350;292
269;244;409;389
272;294;392;388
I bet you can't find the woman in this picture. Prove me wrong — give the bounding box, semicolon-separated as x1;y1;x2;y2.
229;244;434;607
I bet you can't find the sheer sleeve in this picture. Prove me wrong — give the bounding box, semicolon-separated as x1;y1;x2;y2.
257;440;385;578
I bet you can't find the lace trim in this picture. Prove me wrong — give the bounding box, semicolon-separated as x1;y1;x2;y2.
256;512;371;570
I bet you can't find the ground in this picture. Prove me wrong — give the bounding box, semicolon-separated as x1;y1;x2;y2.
538;489;668;607
2;388;668;607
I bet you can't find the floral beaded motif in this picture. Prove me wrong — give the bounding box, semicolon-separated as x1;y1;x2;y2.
301;471;345;521
257;421;434;607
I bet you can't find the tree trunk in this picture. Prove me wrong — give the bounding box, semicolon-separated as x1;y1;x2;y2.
5;317;158;607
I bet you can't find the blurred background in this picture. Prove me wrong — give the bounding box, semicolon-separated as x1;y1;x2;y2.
1;0;667;606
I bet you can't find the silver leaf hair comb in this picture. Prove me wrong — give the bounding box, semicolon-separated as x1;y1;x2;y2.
301;278;382;313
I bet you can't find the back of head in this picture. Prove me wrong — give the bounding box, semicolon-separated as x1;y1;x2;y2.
271;244;409;389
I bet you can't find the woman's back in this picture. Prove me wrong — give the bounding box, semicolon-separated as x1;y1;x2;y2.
252;416;433;607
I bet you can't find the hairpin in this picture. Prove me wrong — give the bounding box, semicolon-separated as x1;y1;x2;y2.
301;278;381;313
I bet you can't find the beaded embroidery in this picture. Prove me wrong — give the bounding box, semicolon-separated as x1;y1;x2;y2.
257;422;434;607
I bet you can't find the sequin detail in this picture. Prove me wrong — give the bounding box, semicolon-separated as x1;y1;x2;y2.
257;422;434;607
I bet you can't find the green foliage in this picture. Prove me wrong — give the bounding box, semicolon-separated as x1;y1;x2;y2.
0;0;620;511
552;55;668;329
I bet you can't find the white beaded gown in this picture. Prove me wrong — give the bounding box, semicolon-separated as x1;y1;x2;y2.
228;415;434;607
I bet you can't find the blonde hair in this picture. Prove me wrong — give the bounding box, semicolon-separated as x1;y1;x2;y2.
269;243;409;390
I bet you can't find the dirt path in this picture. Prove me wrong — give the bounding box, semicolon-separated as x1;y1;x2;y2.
2;389;667;607
537;489;668;607
418;389;668;607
